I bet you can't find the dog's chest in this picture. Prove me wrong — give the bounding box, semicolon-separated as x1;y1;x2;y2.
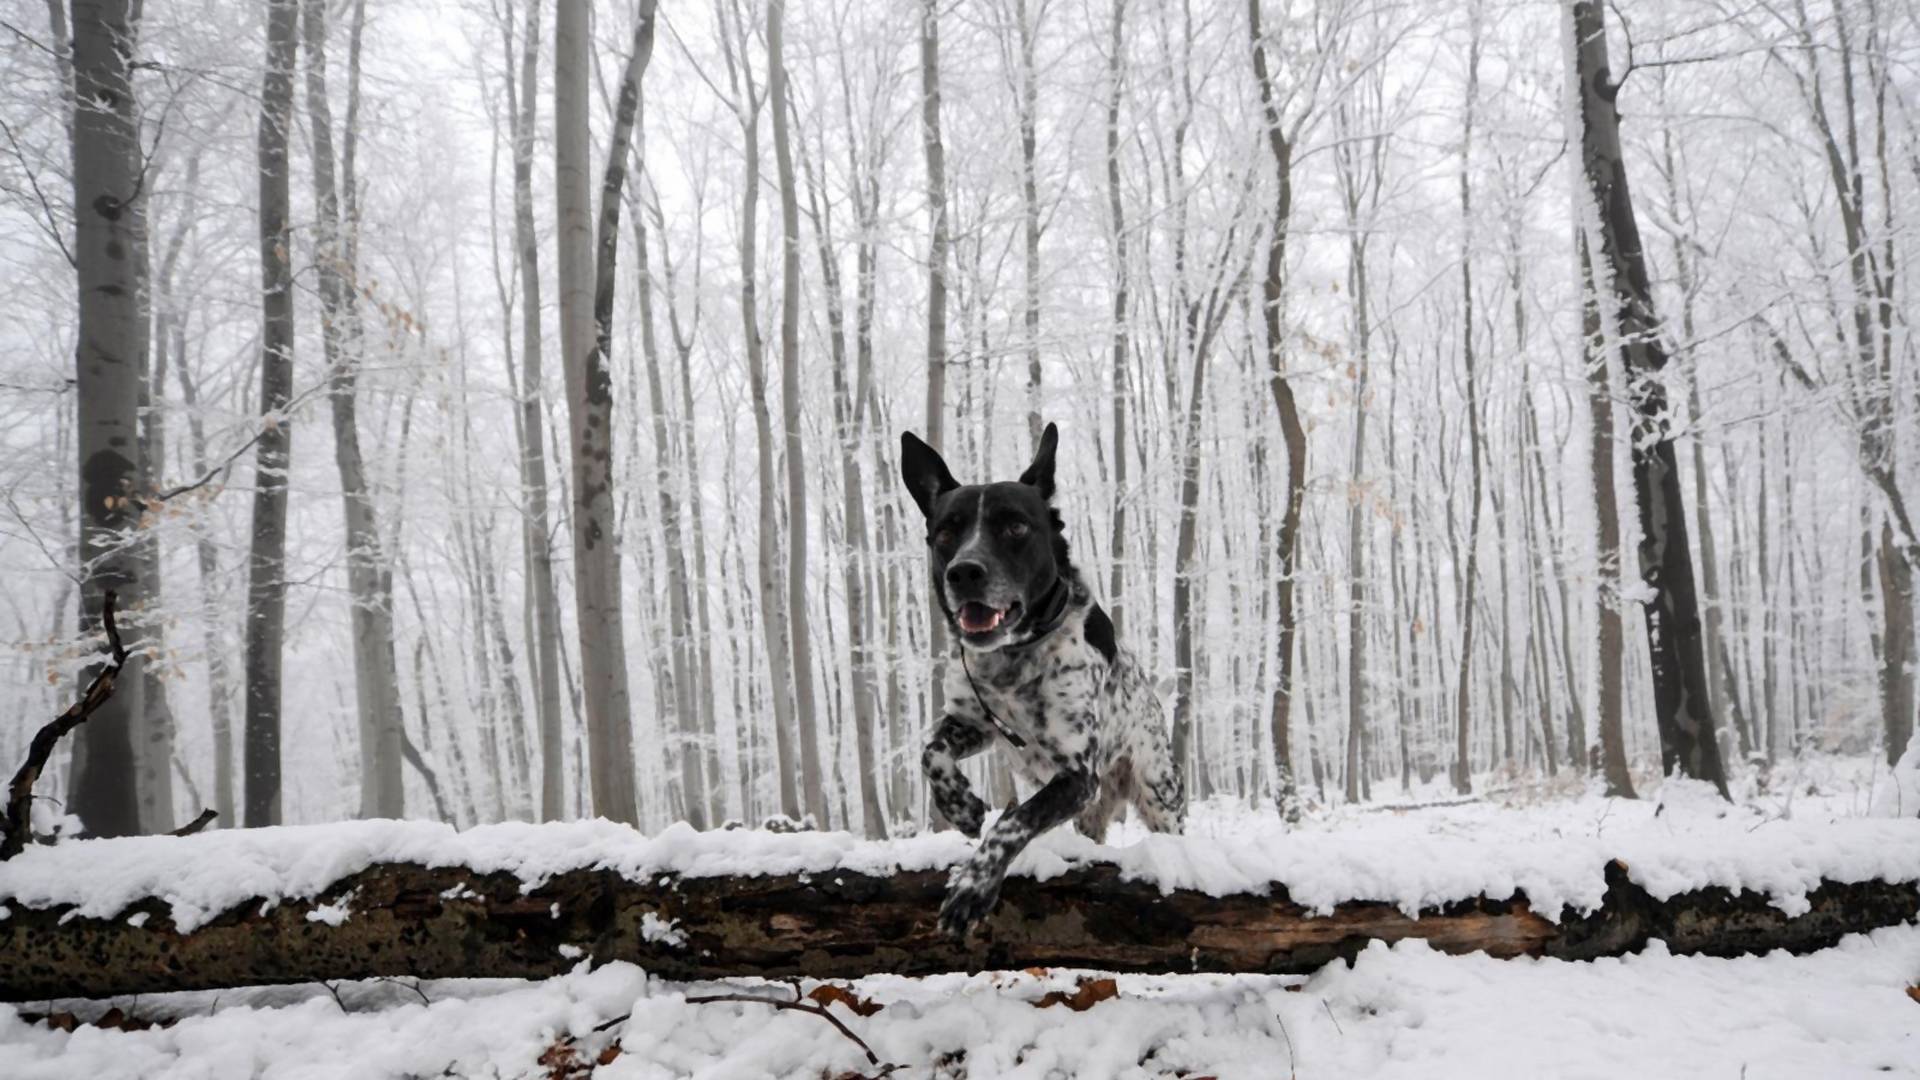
947;629;1108;758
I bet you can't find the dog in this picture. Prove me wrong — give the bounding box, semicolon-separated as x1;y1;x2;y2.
900;422;1185;938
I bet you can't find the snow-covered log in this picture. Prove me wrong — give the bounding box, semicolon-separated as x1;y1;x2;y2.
1;820;1916;1001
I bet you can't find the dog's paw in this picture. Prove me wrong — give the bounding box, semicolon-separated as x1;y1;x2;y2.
938;858;1004;939
939;792;988;838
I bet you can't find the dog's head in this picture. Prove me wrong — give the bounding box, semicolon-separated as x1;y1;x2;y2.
900;422;1069;653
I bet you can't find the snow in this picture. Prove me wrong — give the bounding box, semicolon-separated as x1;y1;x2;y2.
1;784;1917;1077
639;911;686;948
3;786;1919;931
3;927;1916;1079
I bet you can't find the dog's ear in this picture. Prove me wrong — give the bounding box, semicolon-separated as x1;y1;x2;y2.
900;431;959;517
1019;422;1059;500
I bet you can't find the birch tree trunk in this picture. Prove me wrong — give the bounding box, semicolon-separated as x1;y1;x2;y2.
243;0;300;828
768;0;825;827
70;0;148;839
1567;0;1728;797
555;0;641;825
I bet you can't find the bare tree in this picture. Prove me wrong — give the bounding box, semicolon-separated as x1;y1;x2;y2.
768;0;825;826
554;0;647;825
302;0;404;819
242;0;301;828
501;0;567;822
1450;5;1483;795
69;0;148;838
920;0;953;730
1567;0;1728;797
1247;0;1310;822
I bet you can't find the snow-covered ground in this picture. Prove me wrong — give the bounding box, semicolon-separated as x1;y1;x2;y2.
3;760;1918;1078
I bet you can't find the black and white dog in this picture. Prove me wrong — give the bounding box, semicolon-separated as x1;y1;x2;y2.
901;422;1185;938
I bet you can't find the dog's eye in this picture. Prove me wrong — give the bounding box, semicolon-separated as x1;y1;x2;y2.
1004;521;1030;540
933;527;957;549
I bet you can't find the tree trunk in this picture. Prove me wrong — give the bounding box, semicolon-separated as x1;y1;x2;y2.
920;0;953;728
1452;13;1483;796
717;0;800;822
172;341;235;824
70;0;148;839
505;0;566;822
242;0;301;828
301;0;404;820
768;0;825;828
6;846;1914;1001
627;146;705;829
1105;0;1130;637
1015;0;1043;444
1567;0;1728;797
555;0;641;825
1580;234;1634;797
1248;0;1306;823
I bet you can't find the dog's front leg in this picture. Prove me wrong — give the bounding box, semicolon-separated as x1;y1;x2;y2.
939;760;1098;939
922;715;993;837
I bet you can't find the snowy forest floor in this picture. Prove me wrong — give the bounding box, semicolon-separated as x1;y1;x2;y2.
3;755;1918;1079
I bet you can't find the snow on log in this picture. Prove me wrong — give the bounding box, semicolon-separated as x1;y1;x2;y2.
1;816;1917;1000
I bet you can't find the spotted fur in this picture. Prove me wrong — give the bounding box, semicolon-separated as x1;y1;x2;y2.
901;423;1186;939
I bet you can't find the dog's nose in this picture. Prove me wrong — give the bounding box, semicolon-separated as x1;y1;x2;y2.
945;560;987;593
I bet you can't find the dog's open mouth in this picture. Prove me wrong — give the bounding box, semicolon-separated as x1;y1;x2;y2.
957;601;1020;637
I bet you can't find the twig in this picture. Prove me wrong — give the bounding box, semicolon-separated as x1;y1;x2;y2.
683;992;887;1067
373;977;431;1006
1321;998;1345;1037
1;591;129;860
169;808;217;837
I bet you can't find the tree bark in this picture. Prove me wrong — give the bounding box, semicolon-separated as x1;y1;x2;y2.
242;0;301;828
1105;0;1130;638
768;0;825;828
1580;234;1634;797
3;855;1913;1001
556;0;641;825
69;0;148;839
717;0;800;822
1452;12;1483;796
504;0;566;823
920;0;953;727
1248;0;1306;823
1567;0;1728;797
302;0;405;820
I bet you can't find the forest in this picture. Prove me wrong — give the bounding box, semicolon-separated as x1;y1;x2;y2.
0;0;1918;1074
4;0;1912;835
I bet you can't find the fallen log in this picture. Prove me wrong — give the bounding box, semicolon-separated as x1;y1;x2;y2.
1;856;1914;1001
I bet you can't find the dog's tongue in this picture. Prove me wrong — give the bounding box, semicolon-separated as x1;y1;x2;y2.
958;602;1005;634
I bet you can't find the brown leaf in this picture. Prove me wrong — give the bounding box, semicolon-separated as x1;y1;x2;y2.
1034;977;1119;1012
808;983;884;1017
96;1007;125;1029
596;1041;623;1066
536;1039;585;1079
1905;986;1920;1004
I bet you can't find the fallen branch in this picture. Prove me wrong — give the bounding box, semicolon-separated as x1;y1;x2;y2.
1;591;128;861
0;854;1913;1001
169;809;218;837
